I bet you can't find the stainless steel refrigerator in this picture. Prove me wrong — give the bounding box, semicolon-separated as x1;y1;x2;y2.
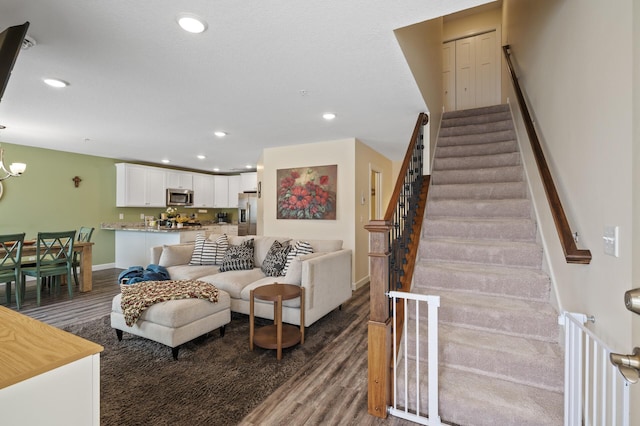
238;192;257;236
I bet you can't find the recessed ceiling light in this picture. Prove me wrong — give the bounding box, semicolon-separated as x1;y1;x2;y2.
43;78;69;88
161;159;170;164
177;14;208;33
197;154;206;160
213;168;220;172
214;131;227;137
322;112;336;120
245;165;253;169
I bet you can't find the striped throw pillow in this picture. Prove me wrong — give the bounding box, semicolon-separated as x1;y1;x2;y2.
282;240;313;276
189;234;229;265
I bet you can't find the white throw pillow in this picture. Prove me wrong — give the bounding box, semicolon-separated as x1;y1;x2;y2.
158;244;194;267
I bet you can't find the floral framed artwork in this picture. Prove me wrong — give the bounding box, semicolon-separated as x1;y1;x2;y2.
277;165;337;220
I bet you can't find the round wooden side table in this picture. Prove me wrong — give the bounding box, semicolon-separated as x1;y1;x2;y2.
249;283;305;360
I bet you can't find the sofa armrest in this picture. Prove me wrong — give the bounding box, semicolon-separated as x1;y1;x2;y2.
150;246;163;265
300;249;352;321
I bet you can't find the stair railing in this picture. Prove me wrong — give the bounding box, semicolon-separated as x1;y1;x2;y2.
365;112;429;418
503;45;591;264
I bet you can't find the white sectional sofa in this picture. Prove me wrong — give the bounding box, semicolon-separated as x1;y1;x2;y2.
150;235;353;326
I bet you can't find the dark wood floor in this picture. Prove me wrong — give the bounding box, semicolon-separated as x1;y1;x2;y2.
2;270;414;425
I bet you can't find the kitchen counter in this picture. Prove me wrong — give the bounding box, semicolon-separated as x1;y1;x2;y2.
101;222;203;232
106;222;238;269
0;307;102;424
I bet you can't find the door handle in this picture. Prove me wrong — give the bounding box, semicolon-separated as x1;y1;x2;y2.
610;347;640;384
624;288;640;315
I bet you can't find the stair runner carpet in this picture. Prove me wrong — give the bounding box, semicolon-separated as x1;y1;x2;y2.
397;104;564;425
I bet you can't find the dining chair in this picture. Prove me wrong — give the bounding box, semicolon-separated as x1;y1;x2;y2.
72;226;94;287
21;230;76;307
0;233;25;309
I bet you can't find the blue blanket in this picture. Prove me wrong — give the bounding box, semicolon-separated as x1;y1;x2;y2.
118;264;170;284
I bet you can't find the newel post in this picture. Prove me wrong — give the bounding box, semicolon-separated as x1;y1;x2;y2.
366;219;392;418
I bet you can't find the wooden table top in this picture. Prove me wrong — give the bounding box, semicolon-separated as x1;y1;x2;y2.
252;283;302;302
0;306;103;389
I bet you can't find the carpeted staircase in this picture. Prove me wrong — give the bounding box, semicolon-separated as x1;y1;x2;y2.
399;104;564;425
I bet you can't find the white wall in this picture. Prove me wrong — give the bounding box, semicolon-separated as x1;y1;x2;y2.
395;18;443;164
443;3;502;41
503;0;634;353
262;139;357;285
632;0;640;418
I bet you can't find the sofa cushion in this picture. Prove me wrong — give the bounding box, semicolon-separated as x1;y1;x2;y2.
282;240;313;275
190;234;228;265
198;268;266;298
158;243;195;267
261;240;291;277
281;252;326;285
166;264;220;281
219;238;254;272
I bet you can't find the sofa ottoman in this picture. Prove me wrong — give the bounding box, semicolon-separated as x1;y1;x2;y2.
110;289;231;360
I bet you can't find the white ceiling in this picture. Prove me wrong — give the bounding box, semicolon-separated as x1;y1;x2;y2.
0;0;490;173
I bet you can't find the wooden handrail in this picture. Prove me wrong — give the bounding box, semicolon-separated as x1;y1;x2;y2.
384;113;429;221
502;45;591;264
366;112;428;418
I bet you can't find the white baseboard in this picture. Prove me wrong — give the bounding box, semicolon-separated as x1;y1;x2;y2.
93;263;116;271
353;276;370;291
23;263;117;282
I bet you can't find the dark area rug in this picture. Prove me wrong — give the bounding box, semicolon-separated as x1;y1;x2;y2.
64;307;356;425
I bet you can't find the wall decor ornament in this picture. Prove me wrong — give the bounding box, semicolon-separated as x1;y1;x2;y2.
277;164;337;220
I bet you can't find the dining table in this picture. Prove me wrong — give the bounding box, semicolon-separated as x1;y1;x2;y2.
3;240;95;292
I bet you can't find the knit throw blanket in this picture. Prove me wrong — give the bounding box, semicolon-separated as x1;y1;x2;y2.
120;280;219;327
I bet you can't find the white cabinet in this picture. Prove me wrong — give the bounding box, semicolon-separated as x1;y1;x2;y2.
115;230;204;268
240;172;258;192
213;176;229;208
228;175;241;207
116;163;166;207
192;173;215;208
166;171;193;190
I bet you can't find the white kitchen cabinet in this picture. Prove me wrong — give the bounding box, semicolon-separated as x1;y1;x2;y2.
192;173;215;208
116;163;166;207
240;172;258;192
166;170;193;190
213;176;229;208
228;175;241;207
115;229;203;268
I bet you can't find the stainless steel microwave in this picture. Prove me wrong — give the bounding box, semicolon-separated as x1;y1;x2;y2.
166;188;194;206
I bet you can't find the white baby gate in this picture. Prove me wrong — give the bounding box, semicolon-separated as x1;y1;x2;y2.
563;312;630;426
388;290;441;425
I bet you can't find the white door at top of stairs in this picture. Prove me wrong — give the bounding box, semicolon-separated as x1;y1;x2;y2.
442;31;500;112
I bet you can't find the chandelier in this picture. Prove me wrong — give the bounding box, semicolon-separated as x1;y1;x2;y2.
0;145;26;181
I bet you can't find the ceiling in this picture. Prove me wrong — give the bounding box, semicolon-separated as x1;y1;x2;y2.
0;0;490;173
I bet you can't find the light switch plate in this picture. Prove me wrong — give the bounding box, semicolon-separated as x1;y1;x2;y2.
603;225;619;257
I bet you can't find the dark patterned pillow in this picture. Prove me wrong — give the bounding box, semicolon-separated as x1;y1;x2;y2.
261;240;291;277
189;234;229;265
219;238;255;272
282;240;313;275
